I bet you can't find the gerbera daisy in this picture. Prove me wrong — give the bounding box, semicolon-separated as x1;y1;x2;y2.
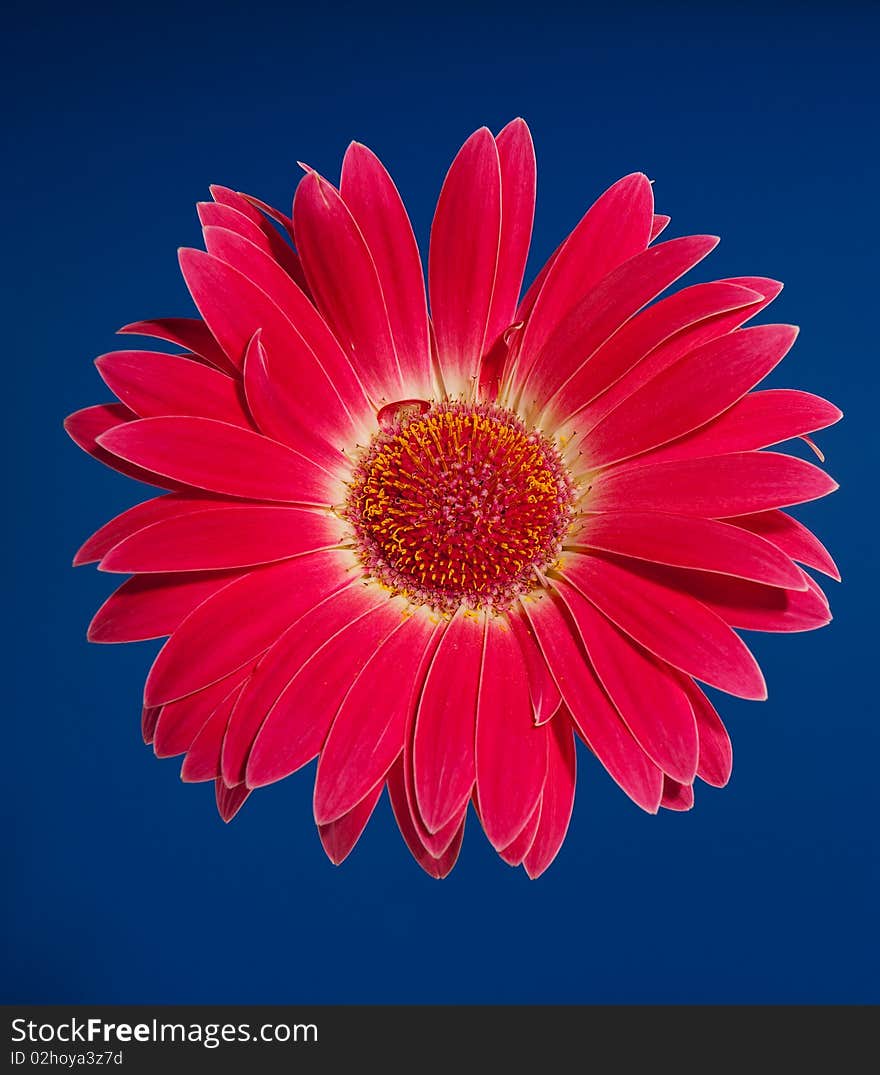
65;120;840;878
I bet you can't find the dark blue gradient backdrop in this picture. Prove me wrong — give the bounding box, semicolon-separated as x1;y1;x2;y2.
5;3;877;1003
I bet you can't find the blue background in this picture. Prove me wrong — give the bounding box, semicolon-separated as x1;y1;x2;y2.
5;2;877;1003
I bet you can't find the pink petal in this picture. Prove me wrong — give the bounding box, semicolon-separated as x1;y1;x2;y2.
637;562;832;633
650;214;671;241
177;248;366;463
95;350;251;427
624;389;843;468
144;552;349;707
522;596;663;812
88;570;239;644
475;617;549;850
73;493;218;566
154;671;250;758
313;612;440;825
571;511;806;590
245;594;409;788
412;609;484;832
515;237;564;323
293;170;404;402
660;778;694;811
402;710;470;860
523;713;577;879
508;609;562;723
726;509;840;581
428;127;502;395
215;779;251;822
518;235;719;412
498;799;541;866
485;119;536;349
516;173;654;376
552;579;699;783
180;681;245;782
560;553;767;700
101;504;342;573
219;586;384;787
65;403;183;491
318;780;384;865
589;451;838;517
681;679;733;787
339;141;434;398
201;195;305;282
142;705;160;745
585;325;799;467
570;278;782;432
97;416;338;505
546;281;762;422
387;759;465;878
198;233;371;451
118;317;235;375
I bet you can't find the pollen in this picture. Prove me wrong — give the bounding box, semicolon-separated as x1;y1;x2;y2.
344;401;576;613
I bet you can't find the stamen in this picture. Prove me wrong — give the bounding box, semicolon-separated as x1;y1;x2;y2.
343;401;576;613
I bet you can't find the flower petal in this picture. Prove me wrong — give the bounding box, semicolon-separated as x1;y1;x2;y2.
245;594;409;788
142;705;160;745
516;235;719;412
589;451;838;517
95;350;252;427
660;778;694;811
340;141;434;398
650;214;671;241
523;713;578;879
681;678;733;788
177;248;366;462
636;562;832;633
293;170;406;402
485;118;536;348
88;570;240;644
571;277;783;433
154;670;250;758
428;127;501;395
475;617;549;850
318;781;384;865
623;389;843;468
516;173;654;375
215;779;251;822
726;509;840;581
65;403;183;491
101;505;342;574
313;611;440;825
571;511;807;590
585;325;799;467
97;416;338;505
201;194;305;283
551;579;699;783
181;681;246;782
498;799;541;867
73;493;218;566
221;584;379;787
144;551;352;707
413;608;483;832
544;280;763;423
118;317;234;375
387;759;466;878
559;553;767;700
522;595;663;812
508;609;562;723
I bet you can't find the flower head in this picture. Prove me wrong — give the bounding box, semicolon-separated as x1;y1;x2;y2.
66;120;840;877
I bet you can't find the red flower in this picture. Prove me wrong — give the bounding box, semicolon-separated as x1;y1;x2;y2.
66;120;840;877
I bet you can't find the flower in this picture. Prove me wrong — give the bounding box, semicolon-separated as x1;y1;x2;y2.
65;119;840;878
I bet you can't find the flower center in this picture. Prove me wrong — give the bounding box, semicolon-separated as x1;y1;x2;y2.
344;401;576;613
